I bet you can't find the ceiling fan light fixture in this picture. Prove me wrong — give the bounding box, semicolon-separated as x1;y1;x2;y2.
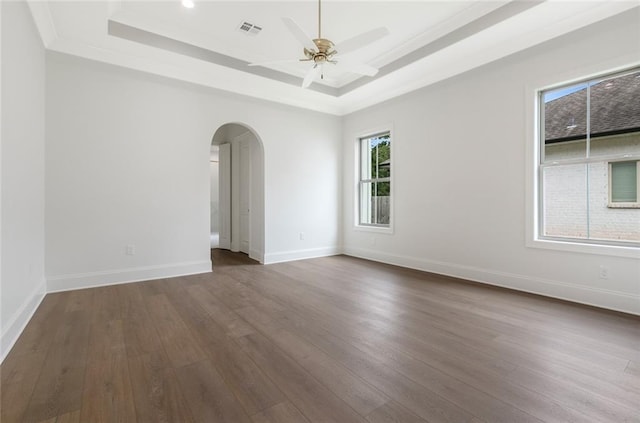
249;0;388;89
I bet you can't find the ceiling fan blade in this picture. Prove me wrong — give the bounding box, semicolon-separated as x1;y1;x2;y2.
282;17;317;52
302;64;321;88
337;27;389;55
248;59;309;67
336;59;379;77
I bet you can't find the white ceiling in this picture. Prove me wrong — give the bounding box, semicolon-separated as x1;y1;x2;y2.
28;1;639;115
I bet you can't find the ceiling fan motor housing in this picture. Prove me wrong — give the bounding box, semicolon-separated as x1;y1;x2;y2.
304;38;337;63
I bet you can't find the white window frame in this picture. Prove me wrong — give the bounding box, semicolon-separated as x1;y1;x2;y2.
354;127;394;234
608;160;640;208
525;65;640;259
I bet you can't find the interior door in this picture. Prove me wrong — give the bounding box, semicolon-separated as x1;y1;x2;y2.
218;143;231;250
239;138;251;254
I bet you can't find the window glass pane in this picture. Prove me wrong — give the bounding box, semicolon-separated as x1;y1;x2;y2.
359;132;391;227
369;135;391;180
590;72;640;158
590;163;640;242
539;68;640;246
359;181;373;225
542;164;588;239
543;83;587;162
360;139;371;180
359;181;391;225
611;161;638;202
373;181;390;225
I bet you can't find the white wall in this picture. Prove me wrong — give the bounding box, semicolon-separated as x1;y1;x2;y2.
342;9;640;315
0;1;47;360
45;52;342;291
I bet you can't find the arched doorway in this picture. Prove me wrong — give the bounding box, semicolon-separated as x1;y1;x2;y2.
211;123;265;263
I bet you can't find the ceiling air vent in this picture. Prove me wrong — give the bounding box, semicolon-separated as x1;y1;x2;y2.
237;21;262;36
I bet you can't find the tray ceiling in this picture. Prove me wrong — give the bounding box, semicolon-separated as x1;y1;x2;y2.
27;1;639;115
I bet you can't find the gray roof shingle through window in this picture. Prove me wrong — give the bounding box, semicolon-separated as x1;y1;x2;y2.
544;71;640;144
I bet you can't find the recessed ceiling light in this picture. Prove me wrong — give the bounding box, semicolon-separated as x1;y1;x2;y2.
182;0;195;9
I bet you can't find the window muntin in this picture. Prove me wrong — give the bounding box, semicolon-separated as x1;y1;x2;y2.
539;69;640;246
359;132;391;227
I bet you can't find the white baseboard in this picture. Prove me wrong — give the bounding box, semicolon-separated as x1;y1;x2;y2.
263;246;341;265
47;260;212;293
344;246;640;316
1;278;47;363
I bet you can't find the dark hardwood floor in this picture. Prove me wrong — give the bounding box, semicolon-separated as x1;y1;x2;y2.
2;250;639;422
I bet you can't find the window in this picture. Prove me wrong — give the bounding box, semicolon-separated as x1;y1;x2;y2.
359;132;391;227
609;160;639;207
538;68;640;246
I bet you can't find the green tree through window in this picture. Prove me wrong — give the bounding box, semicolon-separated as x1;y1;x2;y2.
359;132;391;226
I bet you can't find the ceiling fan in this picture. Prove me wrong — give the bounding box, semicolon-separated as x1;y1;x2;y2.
249;0;389;88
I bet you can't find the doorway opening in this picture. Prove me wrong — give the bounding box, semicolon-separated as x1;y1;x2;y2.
210;123;265;263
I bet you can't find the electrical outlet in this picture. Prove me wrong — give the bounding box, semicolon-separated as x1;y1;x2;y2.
126;244;136;255
599;265;609;279
299;232;305;241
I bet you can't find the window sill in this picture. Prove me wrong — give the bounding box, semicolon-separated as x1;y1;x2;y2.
354;224;393;235
527;237;640;259
607;203;640;209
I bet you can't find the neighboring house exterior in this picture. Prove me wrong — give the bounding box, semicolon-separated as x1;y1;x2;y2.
543;71;640;243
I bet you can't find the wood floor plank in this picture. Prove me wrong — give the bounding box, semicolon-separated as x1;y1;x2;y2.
272;328;389;416
21;310;91;422
144;293;208;368
226;318;257;338
216;264;563;423
36;409;81;423
58;409;81;423
235;332;369;423
229;268;527;422
206;337;286;416
1;350;48;423
505;365;639;423
2;250;638;423
251;401;311;423
262;264;636;420
493;333;631;374
237;275;575;423
507;355;640;411
297;255;640;365
117;284;170;364
344;317;602;423
185;283;250;331
174;359;253;423
166;282;287;416
127;353;195;423
342;330;546;423
64;289;95;313
235;306;390;416
80;319;136;422
236;303;488;423
366;401;430;423
116;282;194;422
